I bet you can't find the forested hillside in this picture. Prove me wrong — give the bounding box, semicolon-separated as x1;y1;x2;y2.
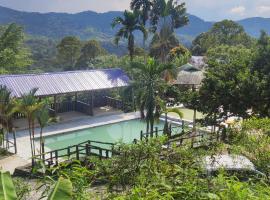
0;5;269;46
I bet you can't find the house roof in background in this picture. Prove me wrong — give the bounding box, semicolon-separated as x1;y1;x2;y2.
174;70;204;86
189;56;207;70
0;68;130;97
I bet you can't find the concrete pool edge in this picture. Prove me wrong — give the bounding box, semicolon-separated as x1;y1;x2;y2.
15;112;192;161
15;112;141;160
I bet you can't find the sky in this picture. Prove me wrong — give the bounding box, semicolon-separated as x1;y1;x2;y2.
0;0;270;21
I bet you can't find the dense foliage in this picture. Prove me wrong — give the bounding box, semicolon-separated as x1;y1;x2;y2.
191;20;254;55
0;23;32;74
16;123;268;199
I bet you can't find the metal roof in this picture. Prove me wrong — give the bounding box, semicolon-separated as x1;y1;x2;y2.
174;70;204;86
189;56;207;70
0;68;130;97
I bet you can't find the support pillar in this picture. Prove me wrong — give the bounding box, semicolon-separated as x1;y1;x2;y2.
54;95;58;116
88;91;94;116
74;92;78;111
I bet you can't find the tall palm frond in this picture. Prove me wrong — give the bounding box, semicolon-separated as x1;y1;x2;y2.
150;0;188;32
112;10;147;61
150;23;179;63
16;88;43;160
131;0;153;26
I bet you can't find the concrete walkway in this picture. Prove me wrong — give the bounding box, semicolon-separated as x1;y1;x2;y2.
0;155;28;174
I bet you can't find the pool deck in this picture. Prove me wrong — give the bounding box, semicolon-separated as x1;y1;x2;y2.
3;111;189;174
15;112;141;161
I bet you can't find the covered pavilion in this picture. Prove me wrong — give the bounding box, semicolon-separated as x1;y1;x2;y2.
0;68;130;123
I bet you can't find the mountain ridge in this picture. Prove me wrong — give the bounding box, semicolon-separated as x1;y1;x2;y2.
0;5;269;43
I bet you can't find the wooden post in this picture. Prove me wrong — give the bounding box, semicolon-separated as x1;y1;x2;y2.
168;124;172;138
50;151;53;166
54;95;58;115
180;138;183;145
182;120;185;134
111;145;114;156
106;150;109;158
89;92;94;116
99;149;102;160
55;151;58;166
155;127;158;138
88;141;91;156
67;147;70;159
86;144;89;156
193;109;197;132
150;130;153;138
6;133;9;149
13;131;17;154
76;145;79;160
74;92;78;111
41;142;45;162
140;131;143;141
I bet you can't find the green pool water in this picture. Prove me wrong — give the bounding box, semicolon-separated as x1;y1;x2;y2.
44;119;166;151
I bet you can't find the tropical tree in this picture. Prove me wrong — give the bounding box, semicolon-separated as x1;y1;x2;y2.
133;58;174;133
0;171;73;200
131;0;153;26
56;36;81;70
198;45;257;126
149;23;179;63
162;107;183;136
0;23;32;74
251;31;270;117
149;0;188;32
0;86;16;149
130;0;153;58
36;101;51;157
75;40;106;69
16;88;44;162
112;10;147;61
191;20;254;55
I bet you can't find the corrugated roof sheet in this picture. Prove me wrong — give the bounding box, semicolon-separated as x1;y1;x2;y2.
189;56;207;69
0;68;130;97
174;70;204;86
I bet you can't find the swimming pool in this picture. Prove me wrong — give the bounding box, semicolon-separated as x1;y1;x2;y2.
44;119;166;151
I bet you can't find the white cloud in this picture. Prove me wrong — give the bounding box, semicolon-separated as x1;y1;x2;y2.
230;6;246;16
256;5;270;14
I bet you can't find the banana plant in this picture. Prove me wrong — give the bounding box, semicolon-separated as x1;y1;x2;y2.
48;177;73;200
0;171;72;200
0;171;17;200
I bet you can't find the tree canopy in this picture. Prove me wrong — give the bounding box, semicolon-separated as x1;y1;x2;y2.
191;20;254;55
0;23;32;74
56;36;81;70
198;45;258;120
76;40;106;69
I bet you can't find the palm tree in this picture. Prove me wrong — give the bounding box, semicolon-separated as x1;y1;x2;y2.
162;107;183;136
133;58;174;133
0;86;16;149
131;0;153;26
130;0;153;60
112;10;147;61
36;101;50;157
150;0;188;32
16;88;43;161
150;23;179;63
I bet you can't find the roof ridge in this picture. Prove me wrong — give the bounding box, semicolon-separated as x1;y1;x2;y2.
0;68;121;78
